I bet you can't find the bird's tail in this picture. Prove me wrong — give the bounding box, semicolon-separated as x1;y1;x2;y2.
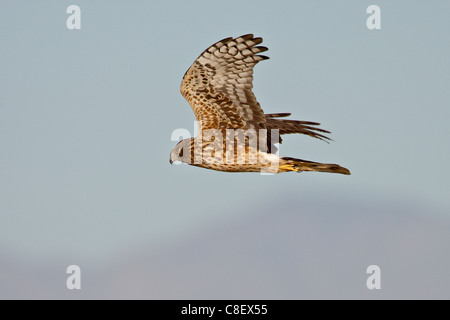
279;157;351;175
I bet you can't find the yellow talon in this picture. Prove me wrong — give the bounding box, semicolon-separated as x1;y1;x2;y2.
279;164;301;172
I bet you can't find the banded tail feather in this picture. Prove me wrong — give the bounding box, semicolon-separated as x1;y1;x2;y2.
279;157;351;175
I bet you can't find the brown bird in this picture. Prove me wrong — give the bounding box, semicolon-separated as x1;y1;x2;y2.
170;34;350;175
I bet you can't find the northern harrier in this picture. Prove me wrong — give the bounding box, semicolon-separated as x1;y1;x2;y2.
170;34;350;175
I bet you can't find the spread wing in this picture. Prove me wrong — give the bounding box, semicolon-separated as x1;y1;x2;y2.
180;34;269;132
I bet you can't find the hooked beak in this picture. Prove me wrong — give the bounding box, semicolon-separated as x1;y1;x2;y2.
169;158;173;165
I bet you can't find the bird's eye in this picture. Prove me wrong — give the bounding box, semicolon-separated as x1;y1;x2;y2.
179;149;184;157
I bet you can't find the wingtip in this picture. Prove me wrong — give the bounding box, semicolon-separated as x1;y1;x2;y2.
258;55;270;60
240;33;255;40
265;113;292;118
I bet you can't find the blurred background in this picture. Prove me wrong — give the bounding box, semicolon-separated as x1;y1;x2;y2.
1;0;449;299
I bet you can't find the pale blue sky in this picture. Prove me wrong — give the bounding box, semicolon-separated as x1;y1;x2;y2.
1;1;450;298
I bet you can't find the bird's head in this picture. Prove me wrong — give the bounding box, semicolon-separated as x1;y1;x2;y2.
169;138;193;165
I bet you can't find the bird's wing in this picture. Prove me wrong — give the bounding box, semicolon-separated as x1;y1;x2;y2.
180;34;268;132
265;114;332;142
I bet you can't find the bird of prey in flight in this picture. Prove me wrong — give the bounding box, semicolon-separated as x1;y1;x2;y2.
170;34;350;175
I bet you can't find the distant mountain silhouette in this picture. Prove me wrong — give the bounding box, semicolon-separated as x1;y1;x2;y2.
2;196;450;299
